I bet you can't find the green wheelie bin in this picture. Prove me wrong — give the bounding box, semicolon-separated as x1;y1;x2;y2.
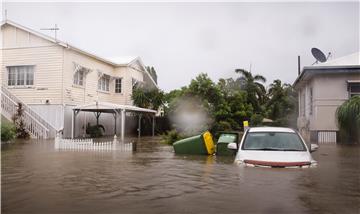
216;132;242;156
173;131;215;155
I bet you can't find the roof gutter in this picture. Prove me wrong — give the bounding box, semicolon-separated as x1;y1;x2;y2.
293;65;360;89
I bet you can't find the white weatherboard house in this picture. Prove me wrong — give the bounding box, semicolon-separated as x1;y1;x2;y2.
293;52;360;144
0;20;158;140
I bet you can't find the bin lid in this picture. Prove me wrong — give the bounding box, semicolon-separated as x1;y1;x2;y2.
217;133;238;143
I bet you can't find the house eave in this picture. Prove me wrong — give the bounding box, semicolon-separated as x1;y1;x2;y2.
293;65;360;90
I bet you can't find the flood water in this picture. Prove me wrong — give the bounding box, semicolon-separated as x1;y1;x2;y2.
2;137;360;214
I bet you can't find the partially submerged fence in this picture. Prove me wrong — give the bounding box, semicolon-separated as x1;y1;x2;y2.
55;135;134;151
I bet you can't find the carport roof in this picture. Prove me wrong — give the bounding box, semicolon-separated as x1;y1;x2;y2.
73;102;157;114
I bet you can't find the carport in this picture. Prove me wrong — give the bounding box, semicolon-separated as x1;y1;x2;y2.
71;101;157;142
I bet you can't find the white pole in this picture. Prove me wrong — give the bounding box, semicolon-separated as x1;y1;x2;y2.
71;110;74;138
121;109;125;143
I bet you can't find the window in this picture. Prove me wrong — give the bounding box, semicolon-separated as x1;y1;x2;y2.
242;132;306;151
98;75;110;92
73;69;85;86
7;66;34;86
115;78;122;93
348;82;360;97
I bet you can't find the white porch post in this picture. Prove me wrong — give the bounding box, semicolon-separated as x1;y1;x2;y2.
71;110;79;139
152;115;155;137
121;109;125;142
71;109;75;138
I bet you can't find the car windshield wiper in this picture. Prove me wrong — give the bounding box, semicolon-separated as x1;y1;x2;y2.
258;148;283;151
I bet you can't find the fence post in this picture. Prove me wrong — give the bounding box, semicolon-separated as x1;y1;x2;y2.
55;132;60;149
113;135;117;150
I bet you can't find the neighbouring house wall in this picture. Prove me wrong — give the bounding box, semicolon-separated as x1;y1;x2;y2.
113;66;135;105
62;48;115;105
62;49;143;106
1;25;63;104
312;73;360;131
1;24;64;105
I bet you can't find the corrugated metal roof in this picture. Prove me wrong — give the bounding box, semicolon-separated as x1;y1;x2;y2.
73;101;157;114
104;56;139;65
315;52;360;67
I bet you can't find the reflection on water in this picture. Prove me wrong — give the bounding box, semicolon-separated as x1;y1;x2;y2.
2;138;360;214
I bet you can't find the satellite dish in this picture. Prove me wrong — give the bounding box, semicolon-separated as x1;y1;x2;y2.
311;48;327;64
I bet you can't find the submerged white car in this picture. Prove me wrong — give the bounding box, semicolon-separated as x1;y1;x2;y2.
227;127;318;168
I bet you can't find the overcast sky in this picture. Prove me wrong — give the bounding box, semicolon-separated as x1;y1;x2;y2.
2;2;359;91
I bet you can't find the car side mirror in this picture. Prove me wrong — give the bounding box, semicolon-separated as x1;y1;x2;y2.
310;144;319;153
227;143;237;150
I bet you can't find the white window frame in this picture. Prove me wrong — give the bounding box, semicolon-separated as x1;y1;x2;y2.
98;75;110;92
348;81;360;98
7;65;35;87
73;69;85;86
115;78;122;94
309;87;313;115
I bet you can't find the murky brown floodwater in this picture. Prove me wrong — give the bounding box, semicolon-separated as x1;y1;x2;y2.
2;137;360;214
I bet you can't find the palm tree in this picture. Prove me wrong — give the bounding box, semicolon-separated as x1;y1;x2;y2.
336;96;360;143
235;69;266;112
266;79;297;125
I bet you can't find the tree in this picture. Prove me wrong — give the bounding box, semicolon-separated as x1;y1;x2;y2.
235;69;266;113
12;103;30;139
132;87;165;111
187;73;223;108
336;96;360;143
146;66;158;84
266;79;297;126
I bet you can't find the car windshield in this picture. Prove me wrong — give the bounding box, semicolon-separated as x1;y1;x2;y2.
242;132;307;151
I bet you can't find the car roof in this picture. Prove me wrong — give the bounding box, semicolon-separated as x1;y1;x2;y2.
248;127;296;133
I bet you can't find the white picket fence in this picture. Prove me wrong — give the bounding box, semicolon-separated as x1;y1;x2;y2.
55;135;133;151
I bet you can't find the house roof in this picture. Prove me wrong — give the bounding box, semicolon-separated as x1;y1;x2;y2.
313;52;360;67
73;101;157;114
293;52;360;88
104;56;139;65
0;19;158;88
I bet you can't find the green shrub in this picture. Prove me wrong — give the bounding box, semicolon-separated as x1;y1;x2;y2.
1;122;16;142
161;129;185;145
86;123;105;138
250;114;263;126
336;96;360;143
